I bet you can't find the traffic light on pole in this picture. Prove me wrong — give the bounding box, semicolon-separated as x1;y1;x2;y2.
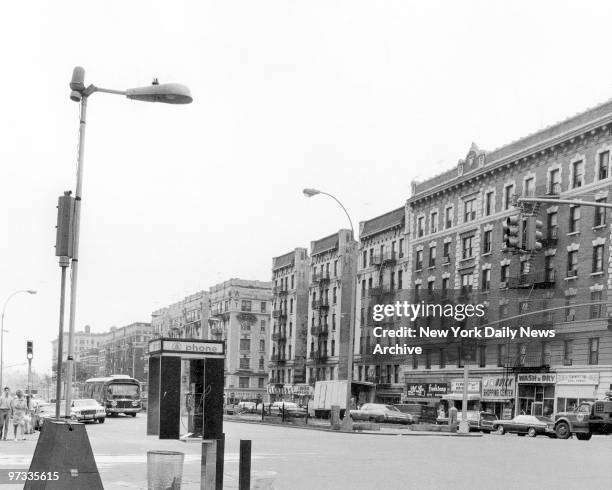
503;214;523;251
26;340;33;360
55;191;75;258
525;216;544;251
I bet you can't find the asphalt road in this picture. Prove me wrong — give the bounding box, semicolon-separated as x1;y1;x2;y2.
0;415;610;489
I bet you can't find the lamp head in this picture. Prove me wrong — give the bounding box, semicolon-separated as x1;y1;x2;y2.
126;83;192;104
303;188;321;198
27;290;37;295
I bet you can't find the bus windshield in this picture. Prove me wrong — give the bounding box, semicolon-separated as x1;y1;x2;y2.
107;384;139;398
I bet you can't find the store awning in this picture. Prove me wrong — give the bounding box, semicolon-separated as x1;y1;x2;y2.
481;397;512;402
442;393;481;401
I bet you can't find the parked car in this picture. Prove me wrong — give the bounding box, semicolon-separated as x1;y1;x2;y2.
493;415;555;437
237;401;257;414
350;403;413;424
71;399;106;423
436;410;498;433
270;401;307;418
34;403;55;430
255;403;273;414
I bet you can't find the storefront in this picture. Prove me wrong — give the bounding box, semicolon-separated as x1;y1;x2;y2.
441;379;481;412
516;373;556;417
481;376;515;420
555;372;599;414
404;383;449;406
376;387;403;404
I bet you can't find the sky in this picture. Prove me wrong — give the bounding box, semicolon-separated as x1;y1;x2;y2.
1;0;612;375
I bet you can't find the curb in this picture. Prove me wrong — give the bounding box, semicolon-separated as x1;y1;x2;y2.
223;417;483;437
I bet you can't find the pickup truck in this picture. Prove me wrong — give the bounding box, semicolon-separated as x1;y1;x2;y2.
554;391;612;440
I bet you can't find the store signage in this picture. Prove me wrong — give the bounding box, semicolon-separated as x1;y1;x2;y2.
406;383;449;397
450;379;481;394
267;383;313;396
556;373;599;385
482;376;515;398
148;338;225;358
517;373;556;384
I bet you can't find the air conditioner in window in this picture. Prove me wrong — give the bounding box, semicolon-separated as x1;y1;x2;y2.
499;281;507;289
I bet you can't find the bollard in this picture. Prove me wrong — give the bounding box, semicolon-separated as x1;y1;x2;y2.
448;405;458;434
201;440;216;489
238;440;251;490
281;402;285;423
261;403;265;422
215;433;225;490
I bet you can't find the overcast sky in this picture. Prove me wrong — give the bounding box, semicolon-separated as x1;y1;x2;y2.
1;0;612;374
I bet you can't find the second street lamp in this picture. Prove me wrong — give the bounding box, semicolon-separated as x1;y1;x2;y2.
63;67;192;415
303;188;357;431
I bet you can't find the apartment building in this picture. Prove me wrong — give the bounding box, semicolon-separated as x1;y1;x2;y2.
268;248;310;400
51;325;109;380
402;99;612;418
208;279;272;403
306;229;357;384
99;322;155;381
354;207;407;403
151;290;209;339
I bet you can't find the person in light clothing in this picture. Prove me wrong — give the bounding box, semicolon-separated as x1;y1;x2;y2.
10;390;28;441
0;387;11;440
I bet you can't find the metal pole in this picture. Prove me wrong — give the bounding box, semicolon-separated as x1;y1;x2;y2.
238;440;251;490
27;359;32;402
65;95;88;416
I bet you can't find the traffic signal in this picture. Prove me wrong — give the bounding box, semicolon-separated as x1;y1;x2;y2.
502;214;523;251
26;340;33;360
55;191;75;258
525;216;544;251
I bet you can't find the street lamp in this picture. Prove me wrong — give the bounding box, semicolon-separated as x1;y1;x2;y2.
63;67;192;415
303;188;357;431
1;290;37;389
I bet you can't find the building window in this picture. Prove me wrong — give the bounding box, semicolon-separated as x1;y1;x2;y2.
461;236;474;259
429;246;436;267
260;320;266;332
331;340;335;357
398;270;403;290
500;264;509;284
443;242;450;260
241;300;252;312
593;245;604;273
478;345;486;368
464;199;476;222
240;338;250;351
417;217;424;237
291;275;295;289
362;250;368;268
390;272;395;290
334;260;338;277
481;269;491;291
369;248;374;265
239;377;249;388
415;250;423;270
485;192;494;216
567;251;578;277
565;298;576;322
590;291;603;319
412;355;418;369
239;356;250;369
332;287;337;303
548;169;561;194
497;344;507;367
563;340;573;366
260;302;267;313
258;377;265;388
431;212;438;233
425;350;431;370
399;238;404;258
482;230;492;254
259;357;265;369
445;207;452;229
598;151;610;180
259;339;265;351
569;206;580;233
427;280;435;292
594;198;607;227
461;273;473;291
504;184;514;210
544;256;555;282
439;348;446;368
547;212;558;239
588;338;599;365
394;365;399;384
441;277;449;291
523;178;535;197
572;160;584;188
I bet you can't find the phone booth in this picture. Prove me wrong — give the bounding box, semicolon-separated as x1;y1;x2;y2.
146;338;225;440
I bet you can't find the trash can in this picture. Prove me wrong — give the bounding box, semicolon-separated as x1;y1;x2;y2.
147;450;185;490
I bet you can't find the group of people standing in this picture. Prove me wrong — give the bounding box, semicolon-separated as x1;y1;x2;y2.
0;386;32;441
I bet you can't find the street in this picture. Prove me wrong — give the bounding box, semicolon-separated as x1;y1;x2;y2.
0;416;610;489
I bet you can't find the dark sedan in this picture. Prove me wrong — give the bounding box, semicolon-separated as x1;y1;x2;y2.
493;415;556;437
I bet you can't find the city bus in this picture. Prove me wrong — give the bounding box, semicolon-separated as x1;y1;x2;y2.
83;375;142;417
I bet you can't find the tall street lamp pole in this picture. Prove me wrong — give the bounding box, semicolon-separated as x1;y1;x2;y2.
1;290;36;389
303;188;357;431
64;67;192;415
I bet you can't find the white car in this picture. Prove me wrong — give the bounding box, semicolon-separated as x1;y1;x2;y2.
71;399;106;424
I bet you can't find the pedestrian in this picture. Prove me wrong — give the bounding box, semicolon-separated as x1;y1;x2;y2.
10;390;28;441
0;387;11;440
